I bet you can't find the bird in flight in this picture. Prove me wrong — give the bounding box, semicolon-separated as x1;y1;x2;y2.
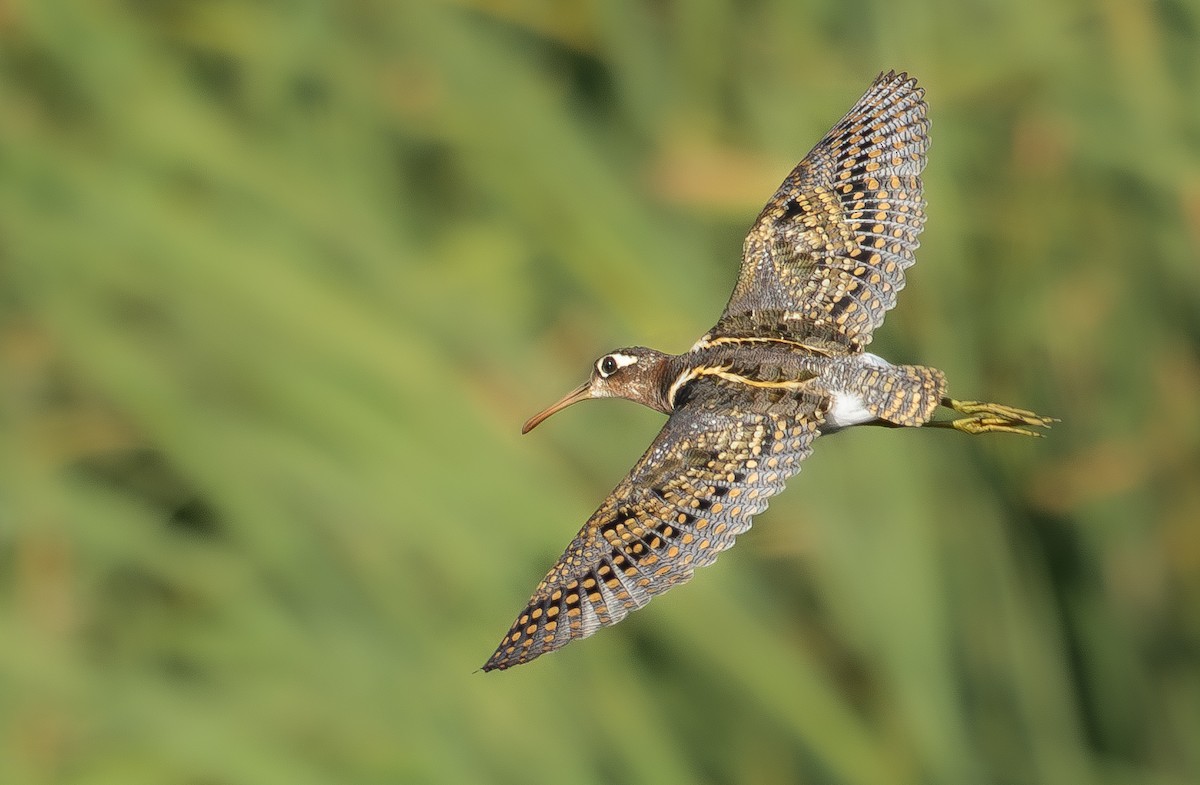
483;71;1053;672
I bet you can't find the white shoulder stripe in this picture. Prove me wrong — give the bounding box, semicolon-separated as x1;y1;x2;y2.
666;367;702;409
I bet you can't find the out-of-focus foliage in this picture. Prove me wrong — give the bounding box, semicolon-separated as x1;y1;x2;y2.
2;1;1198;783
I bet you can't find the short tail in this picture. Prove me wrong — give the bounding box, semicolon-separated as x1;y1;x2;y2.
857;364;946;427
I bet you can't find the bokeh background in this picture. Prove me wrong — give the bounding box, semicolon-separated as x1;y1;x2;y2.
3;1;1199;783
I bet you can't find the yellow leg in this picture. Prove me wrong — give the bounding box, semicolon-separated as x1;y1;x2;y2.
926;398;1057;437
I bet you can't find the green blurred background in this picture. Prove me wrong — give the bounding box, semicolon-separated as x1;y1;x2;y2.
2;1;1199;783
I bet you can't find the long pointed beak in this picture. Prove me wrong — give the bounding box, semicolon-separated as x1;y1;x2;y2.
522;381;594;434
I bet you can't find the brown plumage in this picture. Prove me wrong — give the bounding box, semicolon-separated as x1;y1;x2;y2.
483;71;1053;672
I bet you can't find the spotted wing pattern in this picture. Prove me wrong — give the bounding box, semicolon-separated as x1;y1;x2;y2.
483;379;825;671
715;70;929;350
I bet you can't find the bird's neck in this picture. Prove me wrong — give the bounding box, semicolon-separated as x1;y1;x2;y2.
651;353;695;414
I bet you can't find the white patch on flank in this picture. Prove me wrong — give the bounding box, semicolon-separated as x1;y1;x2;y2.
824;355;892;430
825;391;876;429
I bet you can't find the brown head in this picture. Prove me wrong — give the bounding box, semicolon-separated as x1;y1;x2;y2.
522;347;676;433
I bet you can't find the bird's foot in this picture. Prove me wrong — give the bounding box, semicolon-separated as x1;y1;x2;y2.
931;398;1057;437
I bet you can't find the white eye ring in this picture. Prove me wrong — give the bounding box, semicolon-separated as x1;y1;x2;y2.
596;352;637;378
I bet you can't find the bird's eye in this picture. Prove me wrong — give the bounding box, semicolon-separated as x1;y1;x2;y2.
599;356;618;376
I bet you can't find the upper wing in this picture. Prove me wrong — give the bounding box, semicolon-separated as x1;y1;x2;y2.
483;377;825;671
714;71;929;350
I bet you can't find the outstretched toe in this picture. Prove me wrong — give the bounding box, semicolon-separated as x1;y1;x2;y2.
935;398;1057;436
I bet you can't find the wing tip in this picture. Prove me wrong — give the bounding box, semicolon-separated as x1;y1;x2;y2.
875;69;921;92
482;628;539;670
864;70;927;119
482;601;554;672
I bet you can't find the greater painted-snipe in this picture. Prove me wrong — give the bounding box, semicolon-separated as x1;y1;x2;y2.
483;71;1053;672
